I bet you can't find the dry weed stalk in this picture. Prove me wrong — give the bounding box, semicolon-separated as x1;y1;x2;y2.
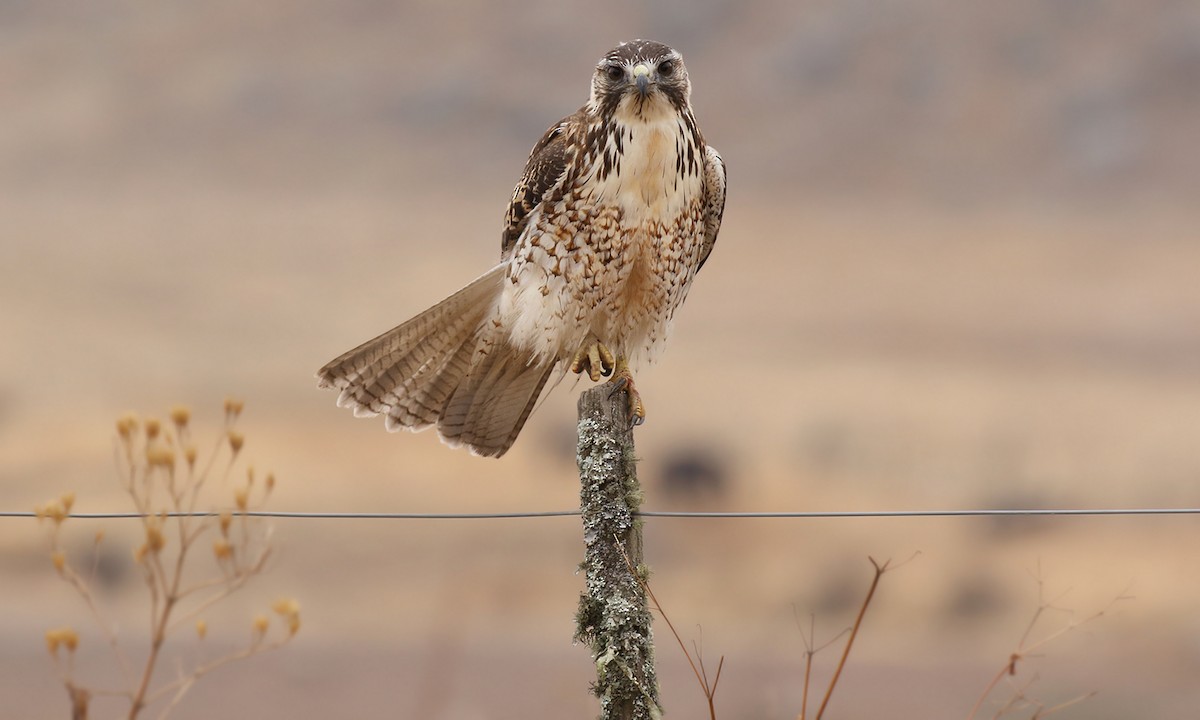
618;550;905;720
793;611;849;720
967;565;1131;720
618;541;723;720
36;400;300;720
797;555;909;720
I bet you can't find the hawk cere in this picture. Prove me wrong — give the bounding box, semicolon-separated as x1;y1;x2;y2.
318;40;726;457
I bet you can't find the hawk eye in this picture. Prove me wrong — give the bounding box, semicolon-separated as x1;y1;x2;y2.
658;60;676;77
604;64;624;82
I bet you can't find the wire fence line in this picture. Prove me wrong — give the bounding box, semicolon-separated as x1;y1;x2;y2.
5;507;1200;521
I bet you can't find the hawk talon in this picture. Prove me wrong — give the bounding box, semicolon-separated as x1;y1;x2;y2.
607;360;646;426
569;341;616;382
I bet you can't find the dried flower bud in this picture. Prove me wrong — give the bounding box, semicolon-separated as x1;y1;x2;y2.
61;628;79;652
227;430;244;454
133;543;149;564
40;500;68;525
45;627;79;655
145;419;161;440
145;444;175;469
219;510;233;536
60;492;75;513
213;539;233;561
144;520;166;553
265;473;276;492
234;487;249;511
196;620;207;640
94;530;105;545
224;397;245;420
116;413;138;440
272;598;301;637
252;614;269;636
45;629;60;655
184;444;198;469
51;551;66;574
169;405;191;428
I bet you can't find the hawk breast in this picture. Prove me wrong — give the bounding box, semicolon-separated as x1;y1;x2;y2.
597;117;702;222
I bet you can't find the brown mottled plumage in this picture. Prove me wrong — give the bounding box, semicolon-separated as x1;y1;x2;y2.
318;40;726;457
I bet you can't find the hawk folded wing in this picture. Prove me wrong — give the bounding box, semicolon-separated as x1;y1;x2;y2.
501;114;579;260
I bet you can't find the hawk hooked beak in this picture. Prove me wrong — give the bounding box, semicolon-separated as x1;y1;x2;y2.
632;63;651;96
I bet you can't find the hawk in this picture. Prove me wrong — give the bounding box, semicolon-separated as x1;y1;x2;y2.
318;39;726;457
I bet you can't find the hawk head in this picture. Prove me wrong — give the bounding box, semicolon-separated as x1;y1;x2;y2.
589;40;691;120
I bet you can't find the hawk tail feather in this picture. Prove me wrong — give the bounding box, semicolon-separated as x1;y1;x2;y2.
437;336;554;458
316;264;553;457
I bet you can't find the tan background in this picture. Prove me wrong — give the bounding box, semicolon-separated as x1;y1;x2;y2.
2;2;1199;718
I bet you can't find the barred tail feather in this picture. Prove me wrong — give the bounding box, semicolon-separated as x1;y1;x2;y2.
317;264;554;457
317;265;505;430
438;336;554;458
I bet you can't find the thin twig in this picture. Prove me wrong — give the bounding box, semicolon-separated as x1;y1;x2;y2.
793;609;849;720
618;542;723;720
58;559;137;688
968;570;1131;720
148;635;291;714
814;557;891;720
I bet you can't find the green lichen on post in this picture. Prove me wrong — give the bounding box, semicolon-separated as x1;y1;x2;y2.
575;384;662;720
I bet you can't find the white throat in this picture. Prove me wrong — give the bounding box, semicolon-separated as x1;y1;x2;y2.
593;101;699;220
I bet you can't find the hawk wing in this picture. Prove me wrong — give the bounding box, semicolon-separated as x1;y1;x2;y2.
501;111;581;260
697;145;726;272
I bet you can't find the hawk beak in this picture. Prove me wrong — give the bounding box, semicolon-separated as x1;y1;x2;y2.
632;63;651;96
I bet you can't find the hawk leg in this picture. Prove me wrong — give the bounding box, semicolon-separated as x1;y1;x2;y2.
608;356;646;426
569;339;616;382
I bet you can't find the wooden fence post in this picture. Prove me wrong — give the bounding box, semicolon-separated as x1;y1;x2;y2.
574;384;661;720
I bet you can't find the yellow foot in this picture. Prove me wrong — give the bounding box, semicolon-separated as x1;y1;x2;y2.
569;340;616;382
608;357;646;426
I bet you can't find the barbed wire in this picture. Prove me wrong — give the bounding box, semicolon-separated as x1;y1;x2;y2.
4;507;1200;520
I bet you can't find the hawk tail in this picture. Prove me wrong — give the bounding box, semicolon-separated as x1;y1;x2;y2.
316;264;553;458
437;335;554;458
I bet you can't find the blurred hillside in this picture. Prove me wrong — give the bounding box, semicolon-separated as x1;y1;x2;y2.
2;0;1198;204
